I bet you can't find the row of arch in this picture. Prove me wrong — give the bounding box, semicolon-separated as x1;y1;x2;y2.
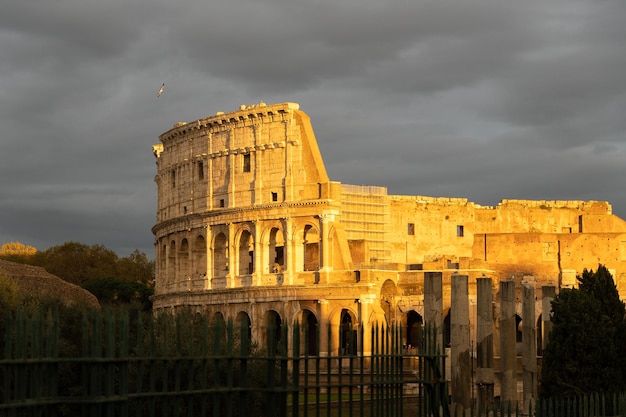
187;305;546;357
156;218;331;290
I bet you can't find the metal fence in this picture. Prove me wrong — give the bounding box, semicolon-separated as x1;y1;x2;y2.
0;309;449;417
3;309;626;417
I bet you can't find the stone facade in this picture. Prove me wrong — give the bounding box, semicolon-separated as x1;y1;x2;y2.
152;101;626;356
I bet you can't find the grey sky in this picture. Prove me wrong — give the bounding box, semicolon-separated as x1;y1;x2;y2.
1;0;625;258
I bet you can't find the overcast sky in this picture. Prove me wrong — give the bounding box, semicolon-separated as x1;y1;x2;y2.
1;0;625;258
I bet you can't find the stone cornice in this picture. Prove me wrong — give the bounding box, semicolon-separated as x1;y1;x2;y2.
158;102;300;144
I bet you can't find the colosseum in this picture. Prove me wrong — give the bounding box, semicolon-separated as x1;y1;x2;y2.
152;101;626;356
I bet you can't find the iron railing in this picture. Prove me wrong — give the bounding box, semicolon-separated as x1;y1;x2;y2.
3;309;626;417
0;309;448;417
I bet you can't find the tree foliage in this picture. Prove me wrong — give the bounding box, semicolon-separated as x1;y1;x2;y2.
116;249;155;284
0;241;37;256
1;241;155;310
0;241;40;264
540;265;626;398
82;277;153;311
41;242;119;285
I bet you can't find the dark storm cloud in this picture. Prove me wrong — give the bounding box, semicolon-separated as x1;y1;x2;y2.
1;0;625;257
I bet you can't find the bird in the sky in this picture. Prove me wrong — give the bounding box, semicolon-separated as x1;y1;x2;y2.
157;83;165;97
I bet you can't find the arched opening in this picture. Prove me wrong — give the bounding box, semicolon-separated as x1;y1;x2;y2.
303;225;320;271
406;310;423;350
194;235;207;279
235;311;252;345
168;240;176;284
265;310;282;353
380;280;398;326
269;227;284;273
340;309;357;355
213;233;228;280
301;309;318;356
179;238;189;281
159;243;167;285
212;312;226;328
238;230;253;277
212;312;227;343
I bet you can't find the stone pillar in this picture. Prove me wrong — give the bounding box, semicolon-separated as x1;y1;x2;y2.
476;277;495;411
252;125;263;205
424;272;443;354
320;214;329;269
283;217;294;285
205;225;213;290
227;128;235;208
253;221;262;286
359;296;373;356
451;274;471;412
207;132;214;210
227;223;236;288
542;285;556;350
522;282;537;411
318;299;330;357
500;280;517;405
319;214;331;282
284;118;295;202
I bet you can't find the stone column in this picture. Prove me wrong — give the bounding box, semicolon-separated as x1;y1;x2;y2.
205;225;213;290
318;299;330;357
283;217;294;285
522;282;537;411
253;221;262;286
451;274;471;412
252;124;263;205
500;280;517;405
476;277;495;411
542;285;556;350
319;214;331;282
227;128;235;208
424;272;443;354
284;118;295;202
207;132;214;210
227;223;236;288
359;296;373;356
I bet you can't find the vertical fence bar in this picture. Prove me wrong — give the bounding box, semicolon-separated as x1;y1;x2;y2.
359;318;365;417
292;322;301;417
15;306;617;417
326;322;332;417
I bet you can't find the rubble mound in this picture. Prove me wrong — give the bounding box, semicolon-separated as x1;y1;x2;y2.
0;259;100;309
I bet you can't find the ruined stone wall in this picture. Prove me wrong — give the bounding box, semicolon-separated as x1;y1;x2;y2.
473;232;626;295
388;196;477;265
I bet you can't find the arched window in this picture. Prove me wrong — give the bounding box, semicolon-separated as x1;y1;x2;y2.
340;309;357;356
265;310;283;353
301;309;318;356
238;230;253;276
406;310;423;350
303;225;320;271
213;233;228;284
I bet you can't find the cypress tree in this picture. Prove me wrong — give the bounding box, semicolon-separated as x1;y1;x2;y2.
540;265;626;398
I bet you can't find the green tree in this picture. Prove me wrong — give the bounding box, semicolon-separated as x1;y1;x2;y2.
117;249;154;284
82;277;153;311
41;242;119;285
540;265;626;398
